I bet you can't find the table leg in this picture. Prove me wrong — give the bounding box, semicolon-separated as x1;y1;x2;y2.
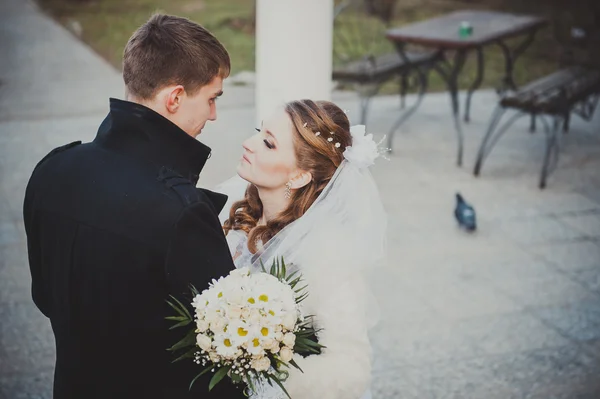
386;42;432;151
435;50;468;166
496;30;537;93
464;47;484;123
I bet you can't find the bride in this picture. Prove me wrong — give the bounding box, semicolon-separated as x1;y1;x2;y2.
216;99;387;399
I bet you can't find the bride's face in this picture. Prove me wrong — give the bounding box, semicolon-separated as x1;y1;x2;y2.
237;108;299;190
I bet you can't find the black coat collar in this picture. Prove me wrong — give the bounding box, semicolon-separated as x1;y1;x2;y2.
94;98;211;185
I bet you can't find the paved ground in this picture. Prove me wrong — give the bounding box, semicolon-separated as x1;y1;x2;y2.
1;0;600;398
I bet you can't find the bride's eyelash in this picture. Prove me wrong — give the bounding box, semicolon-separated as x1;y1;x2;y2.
263;139;275;149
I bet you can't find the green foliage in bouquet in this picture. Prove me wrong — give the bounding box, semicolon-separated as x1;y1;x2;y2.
166;257;324;398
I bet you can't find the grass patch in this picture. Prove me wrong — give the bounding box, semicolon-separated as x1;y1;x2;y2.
37;0;561;93
38;0;256;73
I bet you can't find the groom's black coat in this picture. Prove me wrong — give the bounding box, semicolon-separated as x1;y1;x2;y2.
23;99;243;399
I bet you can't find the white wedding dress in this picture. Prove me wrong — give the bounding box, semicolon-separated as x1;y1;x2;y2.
223;230;373;399
215;125;386;399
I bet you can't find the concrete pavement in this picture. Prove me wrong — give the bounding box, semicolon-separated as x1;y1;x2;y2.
1;0;600;398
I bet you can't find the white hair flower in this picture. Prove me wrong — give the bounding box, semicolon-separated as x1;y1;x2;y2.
343;125;385;169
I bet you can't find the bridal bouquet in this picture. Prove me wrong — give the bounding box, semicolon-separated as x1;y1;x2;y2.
167;258;322;398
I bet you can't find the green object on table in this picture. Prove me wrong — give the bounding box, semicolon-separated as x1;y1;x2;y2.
459;21;473;38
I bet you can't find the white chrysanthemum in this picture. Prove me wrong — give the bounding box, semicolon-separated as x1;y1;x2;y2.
261;303;284;325
228;320;252;346
214;333;239;358
230;266;251;279
245;336;265;356
191;293;209;312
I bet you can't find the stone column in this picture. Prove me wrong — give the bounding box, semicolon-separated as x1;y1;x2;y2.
255;0;333;124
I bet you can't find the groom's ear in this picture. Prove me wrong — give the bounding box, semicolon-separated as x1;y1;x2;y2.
165;85;185;114
290;171;312;190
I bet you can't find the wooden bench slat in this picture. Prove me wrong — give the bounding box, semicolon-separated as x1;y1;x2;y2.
332;50;438;83
501;66;600;113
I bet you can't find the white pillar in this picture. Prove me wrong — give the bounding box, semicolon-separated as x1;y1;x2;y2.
255;0;333;124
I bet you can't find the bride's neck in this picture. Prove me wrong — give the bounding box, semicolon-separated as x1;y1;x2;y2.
256;187;289;226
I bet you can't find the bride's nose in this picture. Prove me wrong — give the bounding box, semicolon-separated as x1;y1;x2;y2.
242;140;253;153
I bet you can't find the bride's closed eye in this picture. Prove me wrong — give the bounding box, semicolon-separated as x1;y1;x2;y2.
263;140;275;149
256;128;275;149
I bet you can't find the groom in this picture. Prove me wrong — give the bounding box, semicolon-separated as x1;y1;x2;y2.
23;14;243;399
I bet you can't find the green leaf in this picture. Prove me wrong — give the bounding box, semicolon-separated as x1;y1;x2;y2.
260;260;268;274
166;299;188;319
280;258;287;280
294;284;308;294
266;374;292;399
289;276;303;289
165;315;188;322
168;295;192;320
172;348;196;363
168;330;196;352
296;292;309;303
285;270;300;283
246;371;256;393
189;366;213;391
168;319;192;330
289;359;303;372
231;372;242;384
208;366;231;391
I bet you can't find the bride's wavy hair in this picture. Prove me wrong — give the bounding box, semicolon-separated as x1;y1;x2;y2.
223;99;352;253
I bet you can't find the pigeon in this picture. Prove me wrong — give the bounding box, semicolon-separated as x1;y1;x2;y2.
454;192;476;232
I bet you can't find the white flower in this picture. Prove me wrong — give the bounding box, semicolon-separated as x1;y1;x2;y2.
204;308;222;325
246;336;265;356
208;350;221;363
214;334;239;359
228;320;252;346
282;332;296;348
247;308;262;324
253;322;276;342
262;339;279;352
251;356;271;372
241;307;252;319
196;334;212;351
192;293;209;312
225;305;243;320
210;316;228;333
282;313;296;331
196;319;209;333
262;303;284;324
279;347;294;363
230;267;251;278
343;124;380;169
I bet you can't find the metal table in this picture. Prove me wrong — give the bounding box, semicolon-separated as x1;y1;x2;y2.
386;10;548;165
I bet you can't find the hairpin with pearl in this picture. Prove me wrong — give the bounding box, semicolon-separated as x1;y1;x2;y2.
310;128;340;149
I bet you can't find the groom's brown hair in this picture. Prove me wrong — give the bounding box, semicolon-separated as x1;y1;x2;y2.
123;14;230;100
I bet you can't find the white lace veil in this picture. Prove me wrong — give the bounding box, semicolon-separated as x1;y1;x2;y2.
216;125;388;329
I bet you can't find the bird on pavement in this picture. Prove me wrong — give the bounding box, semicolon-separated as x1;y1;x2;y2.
454;192;477;232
